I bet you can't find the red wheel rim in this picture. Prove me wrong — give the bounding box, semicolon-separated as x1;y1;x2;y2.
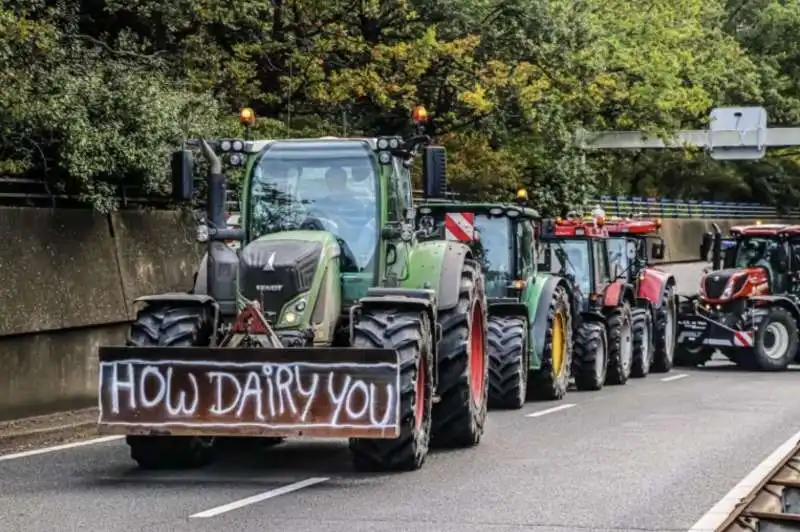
469;301;486;403
415;356;426;429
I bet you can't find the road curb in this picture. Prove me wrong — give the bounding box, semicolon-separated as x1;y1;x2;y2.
0;408;99;451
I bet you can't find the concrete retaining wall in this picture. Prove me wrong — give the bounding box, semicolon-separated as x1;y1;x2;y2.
0;210;791;421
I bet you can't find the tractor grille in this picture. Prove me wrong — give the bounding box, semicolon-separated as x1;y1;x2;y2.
239;240;321;323
703;275;729;299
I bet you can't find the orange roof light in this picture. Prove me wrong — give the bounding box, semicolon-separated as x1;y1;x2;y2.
239;107;256;126
516;188;528;201
596;216;605;227
411;105;429;124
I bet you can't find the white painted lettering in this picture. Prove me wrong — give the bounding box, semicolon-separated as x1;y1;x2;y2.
109;363;136;414
236;372;265;421
207;372;242;415
294;365;319;422
165;368;199;416
369;383;395;427
261;365;277;418
327;373;352;426
344;380;370;420
138;366;167;409
275;366;298;416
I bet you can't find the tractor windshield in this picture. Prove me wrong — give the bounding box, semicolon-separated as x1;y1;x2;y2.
474;214;511;297
607;237;636;280
246;141;379;272
733;237;780;269
539;239;592;294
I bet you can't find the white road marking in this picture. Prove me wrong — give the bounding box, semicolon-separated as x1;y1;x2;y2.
525;404;576;418
688;431;800;531
190;477;329;518
0;435;123;462
661;373;689;382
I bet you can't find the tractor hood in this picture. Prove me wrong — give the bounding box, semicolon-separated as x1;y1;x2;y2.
699;267;769;302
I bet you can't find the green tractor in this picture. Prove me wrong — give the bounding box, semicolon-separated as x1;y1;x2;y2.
95;107;489;473
415;189;574;408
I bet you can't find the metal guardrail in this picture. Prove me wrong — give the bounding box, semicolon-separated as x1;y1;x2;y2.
588;196;796;220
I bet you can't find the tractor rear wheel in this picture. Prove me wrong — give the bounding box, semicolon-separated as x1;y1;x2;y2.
630;307;654;378
487;316;527;409
125;304;217;470
572;321;608;391
529;285;572;400
349;309;433;471
651;284;677;373
431;259;488;448
605;302;634;385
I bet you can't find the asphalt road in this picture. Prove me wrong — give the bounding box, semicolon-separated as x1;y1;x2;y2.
3;261;800;532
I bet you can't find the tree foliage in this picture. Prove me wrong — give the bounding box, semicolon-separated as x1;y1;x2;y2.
1;0;799;212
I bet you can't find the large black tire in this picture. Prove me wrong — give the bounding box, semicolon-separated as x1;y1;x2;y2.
630;307;654;378
651;283;677;373
529;285;573;400
605;301;634;385
487;316;527;409
740;307;799;371
674;344;714;367
125;304;217;470
572;321;608;391
348;310;433;471
431;259;488;448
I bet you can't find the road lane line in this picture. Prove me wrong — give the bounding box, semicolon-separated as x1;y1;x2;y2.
688;430;800;531
0;435;124;462
190;477;329;518
661;373;689;382
525;404;576;418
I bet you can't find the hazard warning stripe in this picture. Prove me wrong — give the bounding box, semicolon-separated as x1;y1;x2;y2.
733;330;754;347
445;212;474;241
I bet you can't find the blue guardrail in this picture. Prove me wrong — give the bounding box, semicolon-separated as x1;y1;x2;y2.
586;196;799;220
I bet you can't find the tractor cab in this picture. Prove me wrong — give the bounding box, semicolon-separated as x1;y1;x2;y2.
538;212;613;312
604;214;666;281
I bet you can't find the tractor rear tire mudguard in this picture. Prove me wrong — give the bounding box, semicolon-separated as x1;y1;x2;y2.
487;316;527;410
651;284;677;373
125;303;218;470
630;307;654;378
572;321;608;391
529;285;572;401
348;309;433;471
430;258;489;448
605;301;633;385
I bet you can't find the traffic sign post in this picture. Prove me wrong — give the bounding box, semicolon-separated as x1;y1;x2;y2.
576;107;800;160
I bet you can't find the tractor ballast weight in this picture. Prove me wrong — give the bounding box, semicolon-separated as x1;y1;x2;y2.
538;213;638;390
415;192;574;408
604;215;678;375
97;107;490;473
676;223;800;370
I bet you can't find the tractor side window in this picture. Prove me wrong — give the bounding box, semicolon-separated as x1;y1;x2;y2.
517;221;533;275
386;162;403;222
594;241;610;284
394;158;413;219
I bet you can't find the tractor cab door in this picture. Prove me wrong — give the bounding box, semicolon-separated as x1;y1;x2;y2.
382;158;414;287
592;239;612;293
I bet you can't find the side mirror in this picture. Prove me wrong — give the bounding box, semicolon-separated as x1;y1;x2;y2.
422;146;447;199
171;149;194;202
650;242;665;260
699;232;712;261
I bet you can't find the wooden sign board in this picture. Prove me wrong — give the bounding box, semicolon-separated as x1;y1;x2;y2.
97;347;401;439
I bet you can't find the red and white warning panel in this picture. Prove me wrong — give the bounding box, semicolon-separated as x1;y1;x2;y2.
733;330;754;347
444;212;475;241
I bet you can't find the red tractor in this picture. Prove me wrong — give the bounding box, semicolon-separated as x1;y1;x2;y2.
538;213;637;389
604;215;678;376
676;223;800;370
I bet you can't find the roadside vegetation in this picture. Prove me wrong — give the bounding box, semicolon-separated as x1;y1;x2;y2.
2;0;799;213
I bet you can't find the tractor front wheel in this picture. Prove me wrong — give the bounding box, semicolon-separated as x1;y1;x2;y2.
630;307;654;378
125;304;217;470
487;316;528;409
749;307;799;371
529;285;572;400
349;309;433;471
605;302;634;385
572;321;608;391
431;259;488;448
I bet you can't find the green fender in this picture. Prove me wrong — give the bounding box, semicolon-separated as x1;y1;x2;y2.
403;240;473;312
527;273;572;370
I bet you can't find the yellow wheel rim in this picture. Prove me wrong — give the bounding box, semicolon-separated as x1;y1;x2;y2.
551;312;565;377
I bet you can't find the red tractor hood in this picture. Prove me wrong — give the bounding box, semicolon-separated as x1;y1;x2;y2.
699;267;769;302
